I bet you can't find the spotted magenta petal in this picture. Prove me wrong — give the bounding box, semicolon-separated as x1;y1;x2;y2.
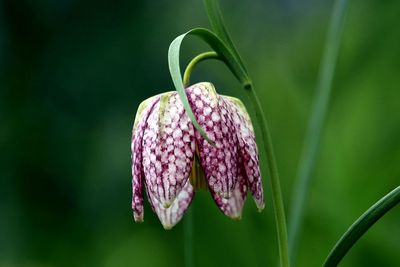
131;95;160;222
224;96;265;210
142;93;196;208
146;179;195;229
131;82;264;228
210;159;248;219
186;83;239;198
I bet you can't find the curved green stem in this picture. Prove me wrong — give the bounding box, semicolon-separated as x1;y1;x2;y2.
202;0;248;75
170;1;290;266
169;28;250;145
181;52;290;267
183;51;220;87
323;186;400;267
246;85;290;267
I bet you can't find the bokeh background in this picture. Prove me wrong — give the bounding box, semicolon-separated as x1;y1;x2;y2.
1;0;399;266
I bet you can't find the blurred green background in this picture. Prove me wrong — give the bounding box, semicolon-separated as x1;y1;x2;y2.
1;0;399;266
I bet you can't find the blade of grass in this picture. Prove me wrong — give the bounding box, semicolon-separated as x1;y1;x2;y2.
202;0;248;75
168;27;250;145
287;0;349;263
323;186;400;267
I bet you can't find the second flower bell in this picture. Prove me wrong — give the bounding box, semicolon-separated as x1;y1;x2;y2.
132;82;264;229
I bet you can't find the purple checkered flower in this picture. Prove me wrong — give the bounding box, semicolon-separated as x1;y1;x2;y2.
131;82;264;229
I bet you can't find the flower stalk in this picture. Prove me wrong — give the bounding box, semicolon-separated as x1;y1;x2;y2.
246;84;290;267
183;52;220;87
182;52;290;266
166;0;290;265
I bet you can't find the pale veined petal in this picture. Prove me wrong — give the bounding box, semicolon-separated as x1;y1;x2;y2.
186;82;239;199
223;96;265;211
131;95;160;222
142;92;196;208
146;179;195;229
210;162;248;219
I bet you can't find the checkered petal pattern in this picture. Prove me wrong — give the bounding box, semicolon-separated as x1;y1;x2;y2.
131;82;264;229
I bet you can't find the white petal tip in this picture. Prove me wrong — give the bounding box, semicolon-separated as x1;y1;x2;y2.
162;224;174;230
134;216;144;223
230;214;242;221
256;203;265;212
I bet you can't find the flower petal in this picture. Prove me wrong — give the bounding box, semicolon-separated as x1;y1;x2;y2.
224;96;265;210
131;95;160;222
210;162;248;219
146;179;195;229
186;82;239;198
142;93;196;208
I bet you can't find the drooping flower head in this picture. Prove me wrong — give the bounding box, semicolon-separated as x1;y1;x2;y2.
131;82;264;229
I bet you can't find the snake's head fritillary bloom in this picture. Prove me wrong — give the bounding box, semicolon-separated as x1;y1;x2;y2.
131;82;264;229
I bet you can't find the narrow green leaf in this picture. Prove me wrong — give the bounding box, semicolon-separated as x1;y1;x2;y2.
168;27;250;143
323;186;400;267
288;0;349;262
203;0;248;76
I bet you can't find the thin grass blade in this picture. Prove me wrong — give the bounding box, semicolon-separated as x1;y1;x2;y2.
323;186;400;267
